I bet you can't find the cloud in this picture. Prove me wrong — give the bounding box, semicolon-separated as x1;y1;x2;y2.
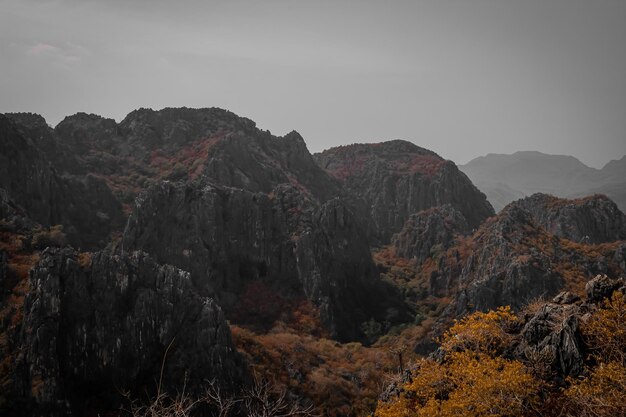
27;42;60;56
24;41;87;69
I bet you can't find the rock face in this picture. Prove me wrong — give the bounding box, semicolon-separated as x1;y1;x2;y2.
585;274;626;303
121;181;402;341
392;205;469;264
513;276;626;381
5;108;342;247
315;140;494;243
516;302;585;378
515;193;626;243
3;107;412;341
412;201;626;318
452;205;564;314
13;247;247;416
0;115;124;249
51;108;342;205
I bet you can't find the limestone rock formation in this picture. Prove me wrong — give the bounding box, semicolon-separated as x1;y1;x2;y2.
315;140;494;243
515;193;626;243
0;115;124;249
392;204;469;264
415;202;625;317
121;181;403;341
12;248;247;416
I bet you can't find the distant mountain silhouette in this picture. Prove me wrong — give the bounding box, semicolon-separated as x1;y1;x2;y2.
460;151;626;212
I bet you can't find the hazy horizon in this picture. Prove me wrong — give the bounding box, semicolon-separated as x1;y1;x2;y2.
1;0;625;168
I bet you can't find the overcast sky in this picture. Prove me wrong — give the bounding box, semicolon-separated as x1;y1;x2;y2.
1;0;625;167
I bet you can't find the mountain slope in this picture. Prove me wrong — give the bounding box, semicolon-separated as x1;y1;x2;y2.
0;115;124;249
315;141;494;243
377;194;626;329
120;180;405;341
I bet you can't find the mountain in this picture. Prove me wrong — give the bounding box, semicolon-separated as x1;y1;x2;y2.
0;115;124;249
380;195;626;324
314;141;494;243
2;108;625;416
515;193;626;243
460;151;626;212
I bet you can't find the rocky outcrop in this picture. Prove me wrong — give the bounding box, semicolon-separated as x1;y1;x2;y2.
0;115;124;249
585;274;626;303
121;181;403;341
431;203;625;316
513;276;626;381
6;108;344;247
51;108;342;204
516;302;584;379
514;193;626;243
315;140;494;243
11;247;247;416
431;206;562;312
392;205;469;264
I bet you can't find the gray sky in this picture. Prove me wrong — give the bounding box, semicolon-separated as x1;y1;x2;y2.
1;0;625;168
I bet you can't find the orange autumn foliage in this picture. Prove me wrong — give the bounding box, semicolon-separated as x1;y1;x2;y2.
376;307;541;417
375;352;541;417
563;361;626;417
562;290;626;416
440;306;518;355
581;291;626;364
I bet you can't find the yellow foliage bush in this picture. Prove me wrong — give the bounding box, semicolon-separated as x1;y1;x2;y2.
440;306;518;355
564;361;626;417
376;307;541;417
582;291;626;363
376;352;541;417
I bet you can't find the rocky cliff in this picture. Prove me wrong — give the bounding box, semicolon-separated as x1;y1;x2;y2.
383;195;626;323
447;202;624;316
314;140;494;243
3;107;419;343
514;193;626;243
50;108;342;207
0;115;124;249
392;204;469;265
6;247;247;417
120;181;404;341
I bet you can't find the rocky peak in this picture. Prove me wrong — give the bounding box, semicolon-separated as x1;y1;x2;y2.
0;115;124;249
315;140;442;181
54;112;119;153
4;113;53;141
14;247;247;416
118;107;256;152
314;140;494;243
392;204;469;264
513;193;626;243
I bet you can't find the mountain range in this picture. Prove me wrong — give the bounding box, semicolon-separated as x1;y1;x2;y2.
460;151;626;212
1;108;625;417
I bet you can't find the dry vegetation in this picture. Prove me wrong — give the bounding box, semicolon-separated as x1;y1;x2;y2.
230;297;434;417
375;291;626;417
0;229;37;403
